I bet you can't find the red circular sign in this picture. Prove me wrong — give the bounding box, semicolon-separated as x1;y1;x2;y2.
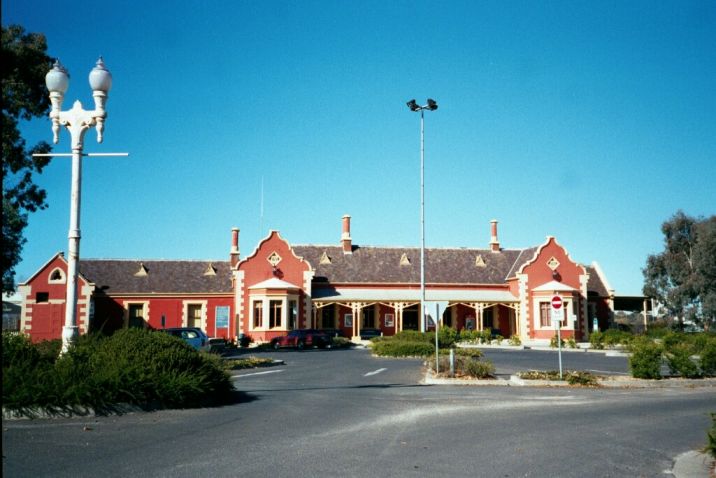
551;296;563;310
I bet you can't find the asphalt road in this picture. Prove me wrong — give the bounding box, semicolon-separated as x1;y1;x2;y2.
3;348;714;477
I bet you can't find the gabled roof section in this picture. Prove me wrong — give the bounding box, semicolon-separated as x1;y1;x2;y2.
21;252;93;287
236;230;312;271
516;236;586;276
585;262;614;297
248;277;301;290
293;245;525;284
78;260;233;294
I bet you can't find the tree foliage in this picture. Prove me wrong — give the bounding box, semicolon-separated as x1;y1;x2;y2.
643;211;716;328
1;25;53;293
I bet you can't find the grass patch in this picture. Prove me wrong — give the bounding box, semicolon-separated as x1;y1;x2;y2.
223;356;274;370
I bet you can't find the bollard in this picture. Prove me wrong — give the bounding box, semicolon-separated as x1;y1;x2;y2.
449;348;455;377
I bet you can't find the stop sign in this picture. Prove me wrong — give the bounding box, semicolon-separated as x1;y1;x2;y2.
551;295;563;310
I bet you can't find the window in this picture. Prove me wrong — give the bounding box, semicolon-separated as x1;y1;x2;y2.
128;304;145;328
288;300;297;330
187;304;202;329
540;302;565;328
48;268;65;283
35;292;49;303
269;300;282;328
253;301;263;328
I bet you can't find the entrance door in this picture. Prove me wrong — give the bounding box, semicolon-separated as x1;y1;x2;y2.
403;306;419;330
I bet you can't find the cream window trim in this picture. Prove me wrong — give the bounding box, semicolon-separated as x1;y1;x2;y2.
183;300;208;331
48;267;66;284
533;299;576;331
123;301;150;328
248;294;299;332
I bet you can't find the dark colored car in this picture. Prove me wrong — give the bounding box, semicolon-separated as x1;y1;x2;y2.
271;329;331;350
359;328;382;340
319;328;346;338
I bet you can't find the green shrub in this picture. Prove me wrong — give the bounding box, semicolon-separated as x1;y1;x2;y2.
431;355;494;378
438;327;458;348
331;337;352;348
463;358;495;378
508;335;522;346
566;337;578;349
565;370;598;386
665;345;702;378
590;331;605;350
224;356;274;370
706;414;716;459
458;329;479;343
603;329;632;347
371;339;434;357
700;341;716;376
494;335;504;345
452;348;483;358
2;329;234;414
629;338;663;379
550;334;565;349
479;329;493;344
394;330;431;343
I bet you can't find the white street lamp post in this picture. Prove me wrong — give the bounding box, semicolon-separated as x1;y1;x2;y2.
406;99;438;332
44;58;113;353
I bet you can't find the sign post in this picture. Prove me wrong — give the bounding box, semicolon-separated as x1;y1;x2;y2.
425;301;449;374
551;295;564;379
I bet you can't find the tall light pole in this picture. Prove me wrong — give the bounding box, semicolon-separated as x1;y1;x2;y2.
43;58;115;353
406;98;438;332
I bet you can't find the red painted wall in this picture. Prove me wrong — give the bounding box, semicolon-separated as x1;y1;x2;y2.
521;238;587;341
237;231;310;342
21;255;91;342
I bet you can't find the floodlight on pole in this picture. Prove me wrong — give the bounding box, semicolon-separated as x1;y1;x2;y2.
406;98;438;332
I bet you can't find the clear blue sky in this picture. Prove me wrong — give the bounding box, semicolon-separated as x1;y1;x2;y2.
4;0;715;296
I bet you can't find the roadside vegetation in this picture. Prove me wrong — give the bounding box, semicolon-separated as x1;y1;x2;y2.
368;329;496;379
2;329;234;417
517;370;599;386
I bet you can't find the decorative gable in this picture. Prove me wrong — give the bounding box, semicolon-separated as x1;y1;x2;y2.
400;253;411;266
134;263;149;277
475;255;486;267
203;263;217;276
547;256;560;271
319;251;332;265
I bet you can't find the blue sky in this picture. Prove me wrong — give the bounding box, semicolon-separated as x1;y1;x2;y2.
4;0;715;296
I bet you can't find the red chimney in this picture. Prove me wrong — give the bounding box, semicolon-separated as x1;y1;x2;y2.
341;215;352;254
230;227;240;266
490;220;500;252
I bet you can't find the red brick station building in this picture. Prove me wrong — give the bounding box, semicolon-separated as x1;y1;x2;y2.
18;216;615;344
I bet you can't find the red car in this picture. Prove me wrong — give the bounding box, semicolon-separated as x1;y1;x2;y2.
270;329;331;350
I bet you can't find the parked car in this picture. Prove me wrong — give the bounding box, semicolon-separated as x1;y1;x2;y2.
319;328;346;338
270;329;331;350
164;327;210;352
359;328;382;340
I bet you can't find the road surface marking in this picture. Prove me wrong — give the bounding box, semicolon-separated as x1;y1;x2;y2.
234;369;285;378
364;368;387;377
588;369;629;375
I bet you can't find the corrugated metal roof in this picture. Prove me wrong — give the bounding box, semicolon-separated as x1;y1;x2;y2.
312;287;518;302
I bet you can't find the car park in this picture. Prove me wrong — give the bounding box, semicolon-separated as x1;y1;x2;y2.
163;327;210;352
270;329;331;350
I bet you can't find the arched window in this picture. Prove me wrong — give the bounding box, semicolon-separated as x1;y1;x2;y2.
48;268;66;284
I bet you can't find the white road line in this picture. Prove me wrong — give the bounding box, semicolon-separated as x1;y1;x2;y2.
234;369;285;378
588;369;629;375
364;368;387;377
